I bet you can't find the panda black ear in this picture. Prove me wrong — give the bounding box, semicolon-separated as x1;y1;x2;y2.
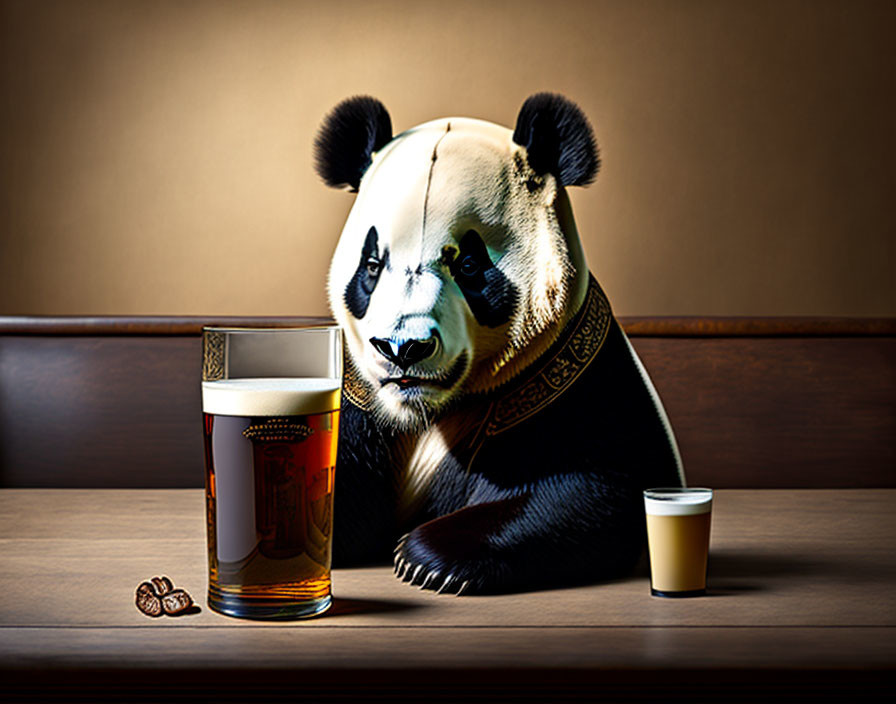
314;96;392;191
512;93;599;187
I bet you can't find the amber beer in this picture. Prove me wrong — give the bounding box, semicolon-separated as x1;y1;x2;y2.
202;378;340;618
201;326;342;619
644;488;713;597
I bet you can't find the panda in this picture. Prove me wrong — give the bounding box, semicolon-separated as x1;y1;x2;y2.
314;93;684;595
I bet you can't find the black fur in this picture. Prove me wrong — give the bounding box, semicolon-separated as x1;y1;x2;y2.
332;399;397;565
344;226;386;319
512;93;599;187
395;318;678;593
333;299;682;594
448;230;517;328
314;96;392;191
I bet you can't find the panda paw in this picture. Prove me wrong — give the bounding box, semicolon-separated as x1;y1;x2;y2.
391;498;530;595
393;533;475;596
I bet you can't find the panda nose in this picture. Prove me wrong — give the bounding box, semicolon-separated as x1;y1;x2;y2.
370;336;437;371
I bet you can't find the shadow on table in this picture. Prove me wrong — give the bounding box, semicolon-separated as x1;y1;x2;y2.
706;549;828;595
327;597;427;618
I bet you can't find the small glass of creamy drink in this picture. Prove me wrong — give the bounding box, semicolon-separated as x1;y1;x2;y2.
644;488;713;597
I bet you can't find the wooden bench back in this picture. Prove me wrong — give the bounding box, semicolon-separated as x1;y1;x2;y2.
1;317;893;488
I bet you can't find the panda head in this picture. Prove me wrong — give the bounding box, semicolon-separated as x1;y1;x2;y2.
315;94;599;429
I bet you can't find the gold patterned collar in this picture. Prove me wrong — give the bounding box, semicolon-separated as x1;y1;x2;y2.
342;345;378;411
484;275;611;435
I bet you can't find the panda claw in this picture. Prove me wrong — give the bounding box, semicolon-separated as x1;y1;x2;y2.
437;574;455;594
394;558;405;576
456;580;471;597
402;563;416;582
410;565;423;584
421;571;438;590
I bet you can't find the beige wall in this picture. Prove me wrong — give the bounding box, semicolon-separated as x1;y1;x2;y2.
1;0;893;317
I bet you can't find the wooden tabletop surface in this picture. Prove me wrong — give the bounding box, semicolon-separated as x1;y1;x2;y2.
1;489;894;702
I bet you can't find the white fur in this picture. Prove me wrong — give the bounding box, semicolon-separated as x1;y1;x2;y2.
327;117;589;429
395;425;451;520
392;408;488;517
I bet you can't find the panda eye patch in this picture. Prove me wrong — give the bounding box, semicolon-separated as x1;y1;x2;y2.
449;229;517;328
344;226;386;319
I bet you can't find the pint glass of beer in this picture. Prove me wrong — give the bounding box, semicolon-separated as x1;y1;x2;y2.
644;488;713;598
201;326;342;619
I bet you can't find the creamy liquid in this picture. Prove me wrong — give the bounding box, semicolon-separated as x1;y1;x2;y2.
646;512;712;592
645;491;712;593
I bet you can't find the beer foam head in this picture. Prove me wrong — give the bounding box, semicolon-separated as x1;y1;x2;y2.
202;378;341;417
644;488;713;516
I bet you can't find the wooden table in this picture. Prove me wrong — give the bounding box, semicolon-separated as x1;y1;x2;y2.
1;489;894;702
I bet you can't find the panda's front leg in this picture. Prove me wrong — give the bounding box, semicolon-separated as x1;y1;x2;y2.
332;401;397;566
394;478;644;595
